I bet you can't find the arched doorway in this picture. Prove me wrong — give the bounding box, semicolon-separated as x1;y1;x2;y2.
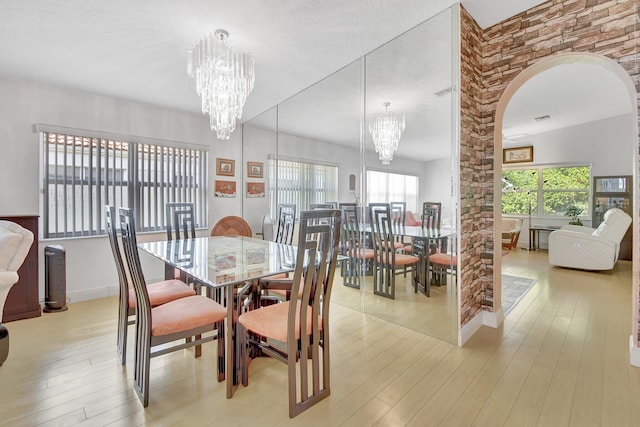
492;53;639;356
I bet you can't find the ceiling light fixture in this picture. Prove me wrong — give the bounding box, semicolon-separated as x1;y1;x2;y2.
187;29;255;140
369;102;405;166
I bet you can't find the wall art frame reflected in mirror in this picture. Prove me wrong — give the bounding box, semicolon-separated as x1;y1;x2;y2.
216;158;235;176
247;161;263;178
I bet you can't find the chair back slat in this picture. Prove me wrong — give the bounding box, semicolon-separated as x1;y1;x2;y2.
165;202;195;241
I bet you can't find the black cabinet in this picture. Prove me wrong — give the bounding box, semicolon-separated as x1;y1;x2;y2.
592;176;632;261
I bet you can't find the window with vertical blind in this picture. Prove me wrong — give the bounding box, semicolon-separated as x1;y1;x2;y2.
268;157;338;214
366;170;419;212
41;130;208;238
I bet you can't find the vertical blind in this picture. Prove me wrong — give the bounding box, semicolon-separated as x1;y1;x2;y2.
269;158;338;216
42;132;208;238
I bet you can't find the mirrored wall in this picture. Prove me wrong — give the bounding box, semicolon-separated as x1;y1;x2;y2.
242;6;459;344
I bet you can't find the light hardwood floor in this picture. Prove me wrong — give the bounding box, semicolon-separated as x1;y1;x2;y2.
1;249;638;426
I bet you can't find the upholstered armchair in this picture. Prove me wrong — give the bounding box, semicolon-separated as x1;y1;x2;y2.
0;220;35;365
502;218;523;250
548;208;631;271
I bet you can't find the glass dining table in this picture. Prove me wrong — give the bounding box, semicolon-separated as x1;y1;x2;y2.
138;235;297;398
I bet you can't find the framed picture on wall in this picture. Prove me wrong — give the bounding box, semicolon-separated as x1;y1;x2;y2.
247;161;263;178
246;182;265;198
503;146;534;164
216;158;235;176
214;180;236;197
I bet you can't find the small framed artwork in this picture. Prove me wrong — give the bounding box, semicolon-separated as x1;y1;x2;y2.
214;180;236;197
216;158;235;176
503;146;534;164
246;182;265;198
247;161;263;178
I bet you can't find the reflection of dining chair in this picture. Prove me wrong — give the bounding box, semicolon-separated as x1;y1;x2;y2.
237;209;341;418
0;220;34;366
165;202;195;241
118;208;227;407
427;234;457;287
340;205;373;289
369;204;419;299
422;202;442;230
338;202;357;209
164;202;195;280
105;205;196;365
211;215;252;237
275;203;296;245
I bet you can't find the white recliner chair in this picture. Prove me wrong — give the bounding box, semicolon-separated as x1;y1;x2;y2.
548;208;631;271
0;220;35;365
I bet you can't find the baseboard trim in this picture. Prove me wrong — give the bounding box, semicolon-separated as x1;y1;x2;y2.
629;335;640;367
68;285;118;304
483;307;504;328
459;311;484;346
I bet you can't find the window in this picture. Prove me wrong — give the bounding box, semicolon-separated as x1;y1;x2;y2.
502;165;590;217
366;170;419;212
269;158;338;213
42;131;208;238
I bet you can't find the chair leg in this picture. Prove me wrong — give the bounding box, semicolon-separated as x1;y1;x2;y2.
133;326;152;407
217;321;225;382
195;334;202;358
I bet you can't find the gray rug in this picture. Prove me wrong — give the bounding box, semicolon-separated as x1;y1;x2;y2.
502;275;537;315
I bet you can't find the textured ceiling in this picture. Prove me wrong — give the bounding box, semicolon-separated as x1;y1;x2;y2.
0;0;627;163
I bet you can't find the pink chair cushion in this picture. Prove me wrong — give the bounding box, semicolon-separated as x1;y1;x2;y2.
347;248;375;259
429;253;457;266
128;279;196;308
377;253;419;266
238;300;321;342
405;211;421;226
151;295;226;336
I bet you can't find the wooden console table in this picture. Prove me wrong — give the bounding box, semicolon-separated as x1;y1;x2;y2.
1;215;41;322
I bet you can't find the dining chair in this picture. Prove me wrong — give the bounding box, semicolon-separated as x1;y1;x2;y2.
165;202;196;241
340;205;373;289
237;209;341;418
369;203;404;251
274;203;296;245
164;202;196;280
105;206;198;365
422;202;442;230
369;204;419;299
426;233;457;287
211;215;253;237
118;207;226;407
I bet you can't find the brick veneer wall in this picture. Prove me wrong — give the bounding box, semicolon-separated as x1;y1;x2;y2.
459;0;639;330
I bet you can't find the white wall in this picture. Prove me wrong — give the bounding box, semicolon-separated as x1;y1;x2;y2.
421;156;453;220
0;76;243;303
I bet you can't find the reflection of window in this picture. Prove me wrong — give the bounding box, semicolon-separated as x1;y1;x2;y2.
42;131;208;238
502;165;590;217
269;158;338;213
366;170;419;213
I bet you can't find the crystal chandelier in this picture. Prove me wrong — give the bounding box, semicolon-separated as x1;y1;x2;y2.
369;102;405;165
187;30;255;140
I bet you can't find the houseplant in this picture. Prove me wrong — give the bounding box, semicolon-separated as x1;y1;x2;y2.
564;205;583;226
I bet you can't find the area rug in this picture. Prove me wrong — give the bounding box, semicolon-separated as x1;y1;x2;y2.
502;275;537;315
